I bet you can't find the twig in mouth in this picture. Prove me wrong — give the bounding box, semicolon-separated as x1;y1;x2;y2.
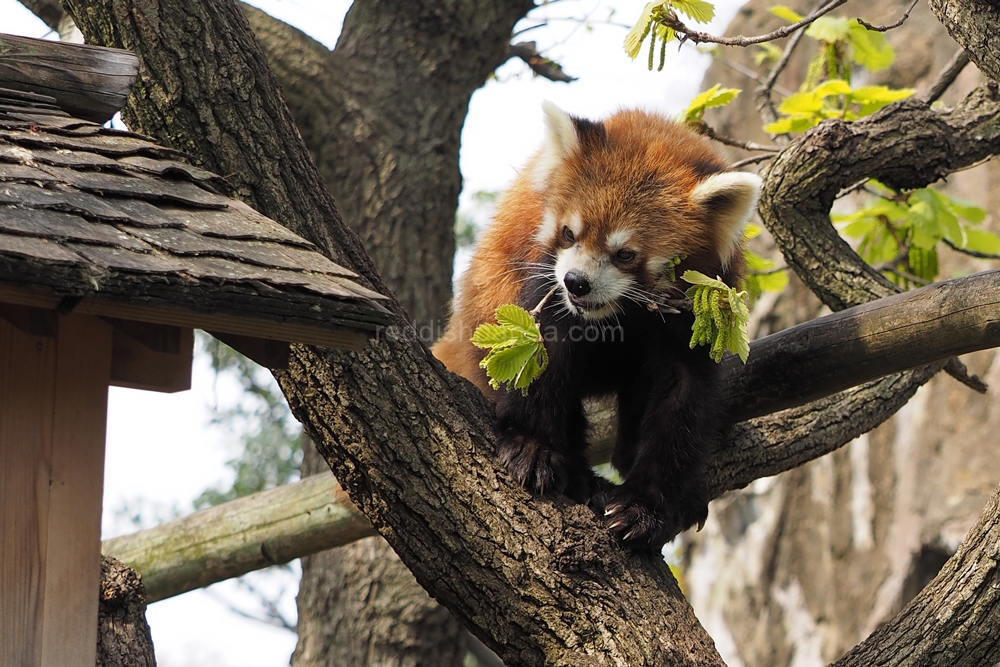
529;285;561;318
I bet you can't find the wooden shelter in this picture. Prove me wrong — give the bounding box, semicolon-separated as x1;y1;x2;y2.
0;34;388;667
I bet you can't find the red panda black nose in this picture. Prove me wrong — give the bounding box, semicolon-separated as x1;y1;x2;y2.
564;271;591;297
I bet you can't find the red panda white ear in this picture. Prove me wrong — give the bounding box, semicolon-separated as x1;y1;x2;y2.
531;101;580;188
691;172;762;264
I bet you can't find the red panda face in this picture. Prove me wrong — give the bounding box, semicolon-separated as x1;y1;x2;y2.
530;103;761;320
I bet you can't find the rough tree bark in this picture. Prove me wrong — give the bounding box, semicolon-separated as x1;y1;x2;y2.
96;556;155;667
687;2;1000;664
59;0;1000;665
238;4;531;664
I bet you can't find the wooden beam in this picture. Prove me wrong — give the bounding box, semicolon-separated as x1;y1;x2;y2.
0;283;370;351
109;322;193;393
40;316;112;666
207;330;290;369
0;317;55;667
1;314;113;667
102;474;374;602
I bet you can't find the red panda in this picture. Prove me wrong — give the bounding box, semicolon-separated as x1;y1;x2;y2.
433;103;761;549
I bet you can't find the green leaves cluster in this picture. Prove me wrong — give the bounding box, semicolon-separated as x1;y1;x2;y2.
763;7;913;135
684;270;751;363
763;79;912;134
835;184;1000;287
772;7;895;77
472;304;549;395
624;1;716;70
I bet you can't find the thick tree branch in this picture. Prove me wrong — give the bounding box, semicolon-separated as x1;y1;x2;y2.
760;86;1000;312
722;269;1000;421
928;0;1000;83
102;474;375;603
16;0;65;32
831;480;1000;667
106;268;1000;601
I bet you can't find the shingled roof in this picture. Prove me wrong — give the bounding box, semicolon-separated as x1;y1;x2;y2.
0;84;388;351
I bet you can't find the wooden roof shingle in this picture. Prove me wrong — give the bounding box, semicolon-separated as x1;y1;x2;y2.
0;85;389;351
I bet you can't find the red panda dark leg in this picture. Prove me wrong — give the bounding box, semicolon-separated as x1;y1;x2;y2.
604;352;721;549
494;347;595;500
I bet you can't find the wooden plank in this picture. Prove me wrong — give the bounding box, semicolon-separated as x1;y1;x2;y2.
0;283;371;351
0;317;56;667
0;34;138;124
38;315;112;667
208;330;290;370
110;324;193;393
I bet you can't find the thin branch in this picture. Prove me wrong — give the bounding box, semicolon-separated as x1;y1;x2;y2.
713;55;794;97
856;0;920;32
755;22;809;127
730;153;775;169
748;265;788;276
944;357;988;393
943;237;1000;259
662;0;848;47
922;48;972;104
507;41;577;82
696;123;780;152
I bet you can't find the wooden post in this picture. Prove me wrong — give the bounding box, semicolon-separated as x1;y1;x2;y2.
0;314;113;667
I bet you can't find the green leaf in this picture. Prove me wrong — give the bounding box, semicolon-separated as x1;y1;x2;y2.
743;223;763;241
754;42;784;66
778;90;823;115
674;0;715;23
769;5;804;22
681;270;729;290
743;249;774;272
624;2;657;59
495;303;539;336
849;85;913;115
482;344;538;385
763;115;818;134
847;21;895;71
755;269;789;293
472;304;549;395
812;79;852;98
806;16;850;43
470;323;519;349
963;229;1000;255
941;194;987;225
682;84;741;123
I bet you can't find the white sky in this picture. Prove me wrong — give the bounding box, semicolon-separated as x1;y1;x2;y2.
1;1;745;664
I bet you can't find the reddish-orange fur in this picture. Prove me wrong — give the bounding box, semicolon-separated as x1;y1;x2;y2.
432;109;740;394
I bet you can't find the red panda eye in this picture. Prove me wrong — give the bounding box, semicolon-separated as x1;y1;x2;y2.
562;226;575;243
615;249;636;263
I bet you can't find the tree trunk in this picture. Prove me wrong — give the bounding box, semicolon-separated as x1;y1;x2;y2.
96;556;155;667
240;4;529;665
61;0;1000;664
